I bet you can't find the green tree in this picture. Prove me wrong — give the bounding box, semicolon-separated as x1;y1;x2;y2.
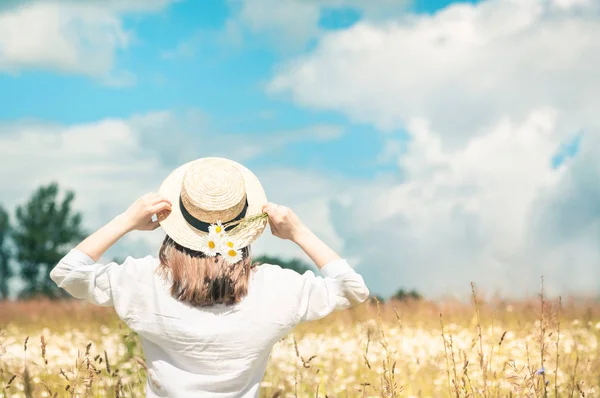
13;183;86;299
391;288;423;302
253;255;313;274
0;206;12;300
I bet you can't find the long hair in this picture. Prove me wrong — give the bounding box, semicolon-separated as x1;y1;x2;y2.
157;235;254;307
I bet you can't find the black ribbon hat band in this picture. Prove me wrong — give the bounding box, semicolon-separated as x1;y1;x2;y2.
179;195;249;233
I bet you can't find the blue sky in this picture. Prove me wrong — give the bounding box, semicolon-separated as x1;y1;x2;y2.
0;0;478;177
1;0;598;298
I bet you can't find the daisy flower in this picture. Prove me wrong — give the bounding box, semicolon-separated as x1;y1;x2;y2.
201;233;221;257
209;221;225;236
221;238;236;251
223;247;243;265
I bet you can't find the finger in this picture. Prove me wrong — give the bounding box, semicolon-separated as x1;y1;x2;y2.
149;197;171;207
149;201;172;214
264;209;278;220
265;202;284;211
264;203;282;215
265;212;281;225
149;220;161;231
149;194;171;206
262;202;277;214
156;209;170;222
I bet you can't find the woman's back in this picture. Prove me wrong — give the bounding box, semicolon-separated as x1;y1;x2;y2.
127;256;285;397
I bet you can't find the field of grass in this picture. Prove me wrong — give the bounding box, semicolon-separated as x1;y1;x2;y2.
0;287;599;397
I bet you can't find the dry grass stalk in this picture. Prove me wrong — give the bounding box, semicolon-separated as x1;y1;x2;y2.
554;296;561;398
23;364;33;398
440;313;454;397
40;334;47;365
114;376;123;398
104;349;111;375
540;276;548;398
471;282;488;397
376;299;402;397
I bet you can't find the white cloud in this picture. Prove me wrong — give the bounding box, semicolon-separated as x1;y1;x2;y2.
268;0;600;297
227;0;321;49
0;0;172;81
269;0;600;141
224;0;410;50
330;110;589;298
0;112;345;263
130;109;345;165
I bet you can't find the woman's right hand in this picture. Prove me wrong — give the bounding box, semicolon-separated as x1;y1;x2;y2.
123;192;172;231
262;202;306;242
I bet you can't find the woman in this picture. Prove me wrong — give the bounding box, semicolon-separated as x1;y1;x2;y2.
50;157;369;397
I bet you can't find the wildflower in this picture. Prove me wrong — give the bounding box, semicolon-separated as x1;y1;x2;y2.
223;247;242;264
200;233;221;257
208;220;225;236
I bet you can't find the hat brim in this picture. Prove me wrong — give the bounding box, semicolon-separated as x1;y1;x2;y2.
157;157;268;250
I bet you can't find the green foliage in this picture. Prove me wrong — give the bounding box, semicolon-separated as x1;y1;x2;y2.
0;206;12;300
392;288;423;302
253;254;313;274
12;183;86;299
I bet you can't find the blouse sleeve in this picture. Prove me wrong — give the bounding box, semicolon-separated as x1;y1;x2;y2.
267;259;370;323
49;248;150;310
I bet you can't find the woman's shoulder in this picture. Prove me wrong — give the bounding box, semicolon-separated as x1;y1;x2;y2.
117;254;159;268
253;262;316;285
114;255;160;281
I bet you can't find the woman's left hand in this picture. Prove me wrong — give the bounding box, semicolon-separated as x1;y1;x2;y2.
123;192;172;231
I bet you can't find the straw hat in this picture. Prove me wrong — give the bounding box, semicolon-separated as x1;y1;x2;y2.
157;157;268;251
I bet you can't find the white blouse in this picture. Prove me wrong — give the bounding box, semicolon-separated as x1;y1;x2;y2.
50;249;370;397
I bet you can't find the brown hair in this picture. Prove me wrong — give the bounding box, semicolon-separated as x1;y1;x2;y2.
157;235;254;307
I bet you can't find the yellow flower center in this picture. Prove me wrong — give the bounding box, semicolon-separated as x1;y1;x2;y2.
227;241;234;248
216;225;222;233
208;241;216;249
228;249;237;257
